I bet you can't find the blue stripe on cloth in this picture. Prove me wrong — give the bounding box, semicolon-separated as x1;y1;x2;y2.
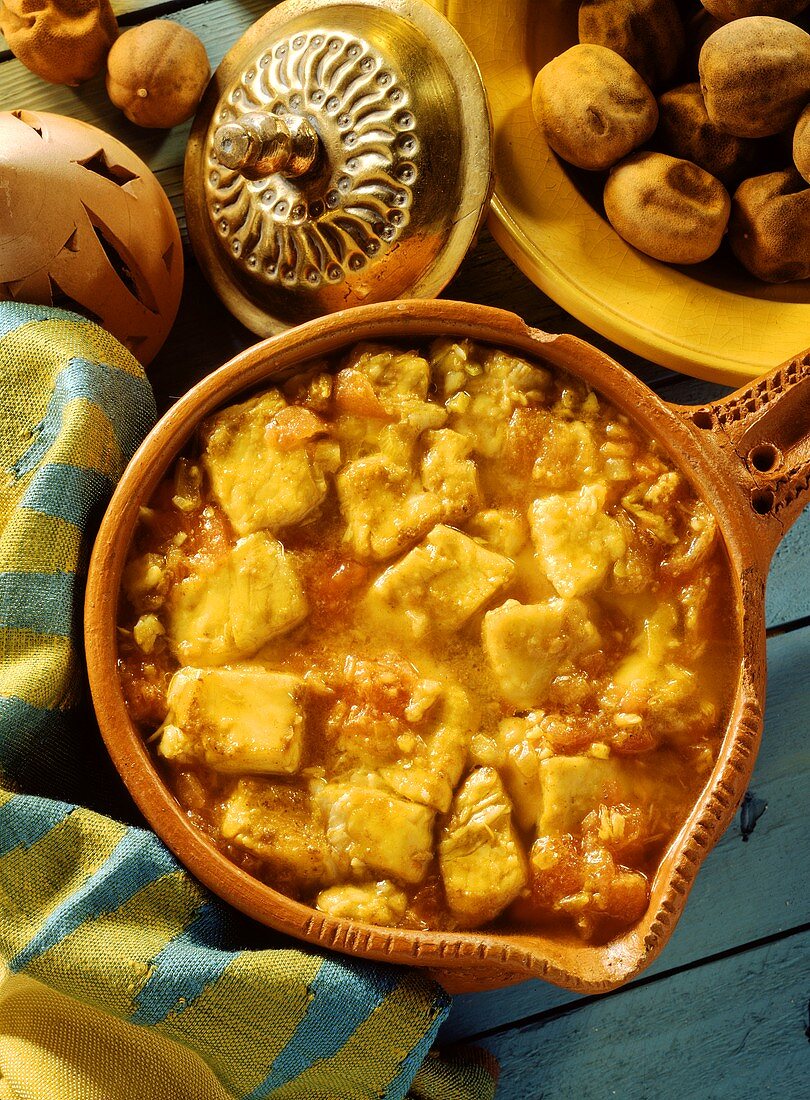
0;303;89;341
244;956;401;1099
10;828;181;970
0;698;82;803
383;996;451;1100
0;571;75;635
0;793;75;857
0;695;125;812
13;356;154;479
20;464;113;528
131;901;234;1026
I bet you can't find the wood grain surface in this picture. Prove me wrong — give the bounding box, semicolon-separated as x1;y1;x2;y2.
1;1;808;1096
481;930;809;1099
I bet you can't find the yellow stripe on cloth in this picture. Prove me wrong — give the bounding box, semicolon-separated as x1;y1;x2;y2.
0;323;81;490
0;814;126;959
0;969;235;1100
0;631;78;711
268;977;448;1100
0;512;82;575
40;397;126;480
165;950;322;1098
0;427;48;528
24;871;206;1021
0;317;143;385
0;319;149;538
410;1048;500;1100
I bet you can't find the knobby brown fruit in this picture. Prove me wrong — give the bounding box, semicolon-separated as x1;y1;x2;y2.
604;152;731;264
533;44;658;171
105;20;210;129
699;17;810;138
729;169;810;281
0;0;118;86
578;0;685;88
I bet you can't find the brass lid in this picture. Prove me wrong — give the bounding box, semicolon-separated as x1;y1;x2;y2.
184;0;493;335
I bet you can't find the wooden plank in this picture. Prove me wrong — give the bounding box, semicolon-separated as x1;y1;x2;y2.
768;523;810;632
656;375;731;406
149;254;258;410
0;0;258;58
474;928;810;1099
440;622;810;1041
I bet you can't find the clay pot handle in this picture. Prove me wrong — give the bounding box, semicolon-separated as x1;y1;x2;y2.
674;346;810;563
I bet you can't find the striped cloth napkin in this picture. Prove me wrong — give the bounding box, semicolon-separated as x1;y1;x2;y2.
0;302;498;1100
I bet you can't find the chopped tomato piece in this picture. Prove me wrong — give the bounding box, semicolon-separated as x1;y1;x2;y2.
118;650;171;727
266;406;329;451
180;504;232;563
333;368;392;419
321;559;369;607
303;553;369;617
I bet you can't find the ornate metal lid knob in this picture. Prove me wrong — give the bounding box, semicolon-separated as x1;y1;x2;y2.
184;0;493;336
213;112;319;180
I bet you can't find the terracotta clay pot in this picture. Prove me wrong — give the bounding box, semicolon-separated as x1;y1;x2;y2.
84;300;810;994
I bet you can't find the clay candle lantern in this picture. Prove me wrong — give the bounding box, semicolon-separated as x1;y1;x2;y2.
0;110;184;367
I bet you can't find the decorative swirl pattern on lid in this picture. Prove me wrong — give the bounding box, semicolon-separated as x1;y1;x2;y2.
204;30;418;291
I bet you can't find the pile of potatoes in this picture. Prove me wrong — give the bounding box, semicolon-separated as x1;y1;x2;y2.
532;1;810;282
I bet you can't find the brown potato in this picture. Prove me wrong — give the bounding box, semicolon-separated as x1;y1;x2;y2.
604;152;731;263
532;45;658;171
657;83;760;186
794;104;810;183
728;169;810;280
699;17;810;138
578;0;685;88
700;1;810;20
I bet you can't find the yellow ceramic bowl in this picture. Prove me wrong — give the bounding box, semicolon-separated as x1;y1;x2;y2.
435;0;810;385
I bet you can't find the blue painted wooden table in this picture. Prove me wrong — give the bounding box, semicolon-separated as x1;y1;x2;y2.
2;3;808;1096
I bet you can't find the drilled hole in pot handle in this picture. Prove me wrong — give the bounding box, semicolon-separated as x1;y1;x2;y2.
678;347;810;559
